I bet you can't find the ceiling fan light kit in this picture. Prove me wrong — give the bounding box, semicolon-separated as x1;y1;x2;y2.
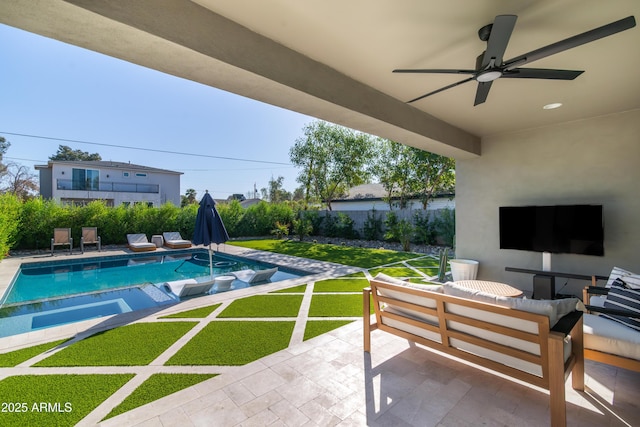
394;15;636;106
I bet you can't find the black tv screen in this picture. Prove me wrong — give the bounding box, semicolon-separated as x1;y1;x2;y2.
499;205;604;256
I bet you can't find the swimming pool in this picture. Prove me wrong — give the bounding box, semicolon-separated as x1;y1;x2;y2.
0;249;304;338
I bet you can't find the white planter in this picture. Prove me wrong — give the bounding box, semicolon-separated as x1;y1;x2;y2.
449;259;479;281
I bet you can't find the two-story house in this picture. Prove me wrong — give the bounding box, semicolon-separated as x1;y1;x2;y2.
35;160;183;207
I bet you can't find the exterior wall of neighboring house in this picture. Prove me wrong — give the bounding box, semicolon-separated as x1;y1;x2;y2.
330;183;455;211
456;109;640;297
35;161;182;206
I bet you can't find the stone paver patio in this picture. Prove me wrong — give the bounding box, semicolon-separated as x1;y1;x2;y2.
0;244;638;426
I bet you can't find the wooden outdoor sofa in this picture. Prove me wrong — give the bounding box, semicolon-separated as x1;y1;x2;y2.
364;274;584;427
582;267;640;372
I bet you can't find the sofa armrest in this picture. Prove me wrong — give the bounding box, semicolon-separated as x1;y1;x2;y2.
551;311;583;335
584;286;609;296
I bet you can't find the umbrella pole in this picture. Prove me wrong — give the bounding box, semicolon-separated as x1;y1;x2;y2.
208;244;213;279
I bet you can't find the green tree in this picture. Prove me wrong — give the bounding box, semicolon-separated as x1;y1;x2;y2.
267;176;291;203
0;162;39;200
0;193;21;258
290;121;373;210
371;138;415;209
371;139;455;211
0;136;9;161
49;145;102;161
181;188;197;207
0;136;9;184
412;151;455;210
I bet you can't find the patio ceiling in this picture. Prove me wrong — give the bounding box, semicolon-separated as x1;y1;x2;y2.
1;0;638;159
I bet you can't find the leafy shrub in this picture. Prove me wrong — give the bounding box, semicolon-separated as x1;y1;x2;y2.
384;211;414;251
298;209;323;235
434;208;456;248
383;211;399;242
271;222;290;239
292;216;313;241
363;209;383;241
0;193;21;258
216;200;243;236
8;199;314;251
323;212;358;239
413;211;437;245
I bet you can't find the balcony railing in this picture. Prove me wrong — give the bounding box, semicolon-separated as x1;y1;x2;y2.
56;179;159;194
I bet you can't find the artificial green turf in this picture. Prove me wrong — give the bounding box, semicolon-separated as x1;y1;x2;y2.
313;278;369;292
0;339;68;367
416;267;439;276
165;321;295;365
217;295;303;318
309;294;372;317
228;239;420;268
406;258;439;267
340;271;367;278
103;373;216;420
270;284;308;293
303;320;353;341
0;374;133;426
368;266;421;277
159;303;222;319
34;322;197;367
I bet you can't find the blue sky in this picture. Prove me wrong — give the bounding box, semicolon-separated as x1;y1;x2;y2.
0;24;314;200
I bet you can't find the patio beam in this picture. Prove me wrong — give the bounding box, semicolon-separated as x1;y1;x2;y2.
0;0;480;159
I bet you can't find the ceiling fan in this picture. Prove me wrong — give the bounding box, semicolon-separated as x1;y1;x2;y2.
394;15;636;106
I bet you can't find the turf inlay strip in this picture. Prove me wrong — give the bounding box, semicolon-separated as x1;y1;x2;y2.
166;321;295;366
0;339;68;367
103;373;217;420
0;374;133;426
34;322;197;367
217;295;303;318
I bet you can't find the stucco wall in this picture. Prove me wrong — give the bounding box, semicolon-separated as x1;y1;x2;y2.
456;109;640;297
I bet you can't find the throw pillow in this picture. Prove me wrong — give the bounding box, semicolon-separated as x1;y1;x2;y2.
606;266;640;289
442;282;579;327
601;281;640;331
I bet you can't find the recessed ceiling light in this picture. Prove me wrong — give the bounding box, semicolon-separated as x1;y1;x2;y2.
543;102;563;110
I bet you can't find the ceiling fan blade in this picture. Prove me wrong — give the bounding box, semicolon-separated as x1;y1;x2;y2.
502;68;584;79
481;15;517;68
474;81;493;106
407;77;475;103
393;69;475;75
504;15;636;70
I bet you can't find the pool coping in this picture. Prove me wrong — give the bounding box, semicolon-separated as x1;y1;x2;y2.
0;243;363;352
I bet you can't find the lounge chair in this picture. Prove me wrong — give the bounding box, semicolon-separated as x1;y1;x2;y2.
51;228;73;255
126;234;157;252
80;227;101;253
162;232;192;249
232;267;278;284
163;278;215;297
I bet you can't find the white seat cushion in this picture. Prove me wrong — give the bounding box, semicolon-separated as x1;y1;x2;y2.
584;313;640;361
443;282;579;327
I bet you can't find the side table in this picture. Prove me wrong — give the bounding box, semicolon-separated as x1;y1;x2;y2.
151;235;164;248
454;280;524;298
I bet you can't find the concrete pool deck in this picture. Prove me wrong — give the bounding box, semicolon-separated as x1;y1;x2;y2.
0;245;638;426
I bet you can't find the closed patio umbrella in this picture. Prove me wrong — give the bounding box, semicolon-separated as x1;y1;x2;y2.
192;191;230;279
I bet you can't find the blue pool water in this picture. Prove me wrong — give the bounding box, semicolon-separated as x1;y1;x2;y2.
0;250;303;338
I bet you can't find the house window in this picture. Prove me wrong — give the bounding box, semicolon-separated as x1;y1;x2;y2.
123;172;130;178
72;168;99;191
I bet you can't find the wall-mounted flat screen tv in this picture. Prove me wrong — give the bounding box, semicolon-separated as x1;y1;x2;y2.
499;205;604;256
